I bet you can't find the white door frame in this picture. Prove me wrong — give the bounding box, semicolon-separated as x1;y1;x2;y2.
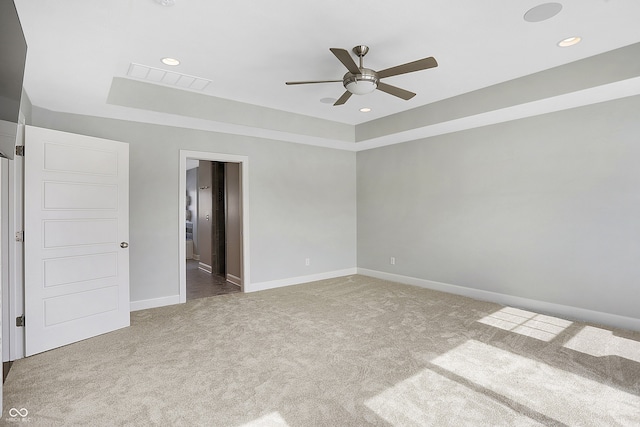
178;150;250;301
2;120;25;362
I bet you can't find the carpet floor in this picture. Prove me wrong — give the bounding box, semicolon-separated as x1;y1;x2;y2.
2;275;639;426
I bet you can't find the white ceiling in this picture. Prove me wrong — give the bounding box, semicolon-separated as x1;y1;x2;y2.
13;0;640;148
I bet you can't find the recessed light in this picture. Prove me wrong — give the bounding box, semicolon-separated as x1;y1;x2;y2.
154;0;175;6
359;107;372;113
557;36;581;47
320;97;336;104
161;57;180;66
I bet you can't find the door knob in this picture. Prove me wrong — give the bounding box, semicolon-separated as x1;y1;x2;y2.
120;242;129;248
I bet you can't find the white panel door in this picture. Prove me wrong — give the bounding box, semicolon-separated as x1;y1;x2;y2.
24;126;129;356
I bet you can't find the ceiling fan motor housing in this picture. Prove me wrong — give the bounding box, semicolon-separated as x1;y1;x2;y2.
343;68;379;95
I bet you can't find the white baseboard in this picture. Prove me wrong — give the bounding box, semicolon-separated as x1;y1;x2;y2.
226;273;242;286
130;268;357;309
130;294;181;312
198;262;212;274
358;268;640;332
247;268;358;293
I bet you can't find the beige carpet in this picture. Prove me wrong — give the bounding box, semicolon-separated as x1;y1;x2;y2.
2;275;640;426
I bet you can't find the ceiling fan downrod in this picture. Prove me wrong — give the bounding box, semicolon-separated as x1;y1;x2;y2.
342;45;378;95
352;45;369;69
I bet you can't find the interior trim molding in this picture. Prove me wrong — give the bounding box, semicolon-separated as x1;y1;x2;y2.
358;268;640;332
247;268;358;293
130;295;181;312
130;268;358;310
226;273;242;286
198;262;212;274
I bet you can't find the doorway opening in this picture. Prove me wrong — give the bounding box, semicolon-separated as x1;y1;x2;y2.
178;151;250;303
186;160;239;300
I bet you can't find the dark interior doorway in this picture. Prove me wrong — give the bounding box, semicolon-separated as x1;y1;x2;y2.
197;161;226;276
185;160;242;300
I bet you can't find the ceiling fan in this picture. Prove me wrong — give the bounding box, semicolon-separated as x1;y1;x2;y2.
286;45;438;106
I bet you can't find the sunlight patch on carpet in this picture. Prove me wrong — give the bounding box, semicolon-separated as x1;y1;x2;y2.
564;325;640;363
477;307;572;341
364;368;539;426
431;340;640;426
238;412;290;427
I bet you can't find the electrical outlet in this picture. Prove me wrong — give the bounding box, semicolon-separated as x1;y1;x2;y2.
390;257;396;265
305;258;310;266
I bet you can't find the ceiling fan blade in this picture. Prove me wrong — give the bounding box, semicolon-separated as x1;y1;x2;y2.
333;91;352;106
285;80;342;85
376;82;416;100
377;56;438;79
330;48;361;75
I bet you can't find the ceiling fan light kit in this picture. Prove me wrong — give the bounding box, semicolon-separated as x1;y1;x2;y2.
344;69;378;95
286;45;438;106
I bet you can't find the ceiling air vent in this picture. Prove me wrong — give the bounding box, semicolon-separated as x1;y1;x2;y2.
127;63;211;91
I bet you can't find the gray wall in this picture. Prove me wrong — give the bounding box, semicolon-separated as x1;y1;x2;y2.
357;95;640;320
31;107;357;303
28;94;640;325
20;89;32;124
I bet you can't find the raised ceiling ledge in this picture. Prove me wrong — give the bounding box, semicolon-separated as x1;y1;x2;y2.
356;42;640;142
106;42;640;152
106;77;355;143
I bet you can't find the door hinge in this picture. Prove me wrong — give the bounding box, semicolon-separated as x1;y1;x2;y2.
16;315;25;327
15;230;24;242
15;145;24;156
